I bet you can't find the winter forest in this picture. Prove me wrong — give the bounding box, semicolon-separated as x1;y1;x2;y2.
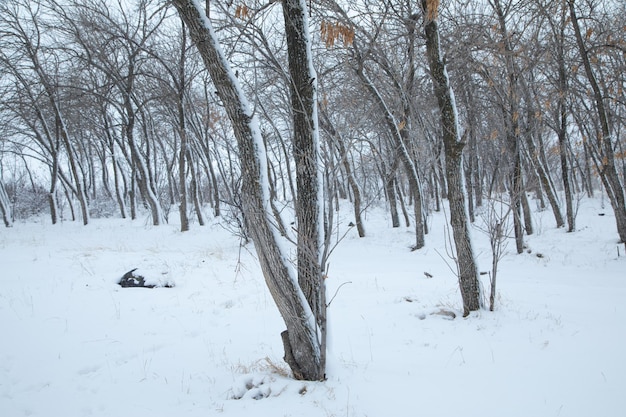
1;0;625;415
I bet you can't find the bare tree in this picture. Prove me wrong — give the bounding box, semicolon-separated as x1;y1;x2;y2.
319;109;365;237
320;0;428;249
568;0;626;242
55;0;166;225
171;0;326;380
281;0;327;378
354;56;427;249
422;0;481;315
476;197;512;311
553;2;575;232
0;0;90;225
488;0;529;253
530;0;574;232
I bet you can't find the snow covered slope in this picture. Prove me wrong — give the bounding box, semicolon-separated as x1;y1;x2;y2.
1;197;624;416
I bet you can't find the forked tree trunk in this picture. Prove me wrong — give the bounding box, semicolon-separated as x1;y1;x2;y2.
423;0;481;315
172;0;324;381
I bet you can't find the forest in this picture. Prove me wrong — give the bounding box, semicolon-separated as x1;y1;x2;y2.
1;0;625;382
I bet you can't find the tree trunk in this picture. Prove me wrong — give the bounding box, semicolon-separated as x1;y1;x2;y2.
178;125;190;231
124;91;162;226
0;180;12;227
423;0;481;315
519;110;564;228
511;156;524;254
48;147;60;225
492;0;526;253
320;109;365;237
555;12;575;232
178;19;190;232
396;178;411;228
59;122;89;226
568;0;626;242
583;140;594;198
385;171;400;228
458;77;479;222
189;162;205;226
557;90;575;232
521;181;533;235
112;156;127;219
355;65;426;249
195;120;221;217
33;67;89;225
173;0;324;380
281;0;326;379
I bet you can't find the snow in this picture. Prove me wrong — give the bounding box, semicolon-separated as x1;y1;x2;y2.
1;196;625;416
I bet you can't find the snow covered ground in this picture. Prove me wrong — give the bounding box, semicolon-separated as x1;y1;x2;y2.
1;196;624;417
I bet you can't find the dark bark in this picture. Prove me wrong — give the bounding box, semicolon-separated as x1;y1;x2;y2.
459;79;479;222
355;65;426;249
385;171;400;228
521;183;533;235
553;12;575;232
557;77;574;232
189;162;205;226
281;0;326;380
172;0;324;381
423;0;481;315
178;20;190;232
24;35;89;225
320;109;365;237
49;146;60;225
518;81;564;229
0;181;11;227
396;178;411;228
491;0;526;253
568;0;626;242
125;94;160;225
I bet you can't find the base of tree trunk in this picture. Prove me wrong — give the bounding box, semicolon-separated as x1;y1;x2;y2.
281;330;305;380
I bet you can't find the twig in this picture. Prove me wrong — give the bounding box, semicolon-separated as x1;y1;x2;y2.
327;281;352;307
